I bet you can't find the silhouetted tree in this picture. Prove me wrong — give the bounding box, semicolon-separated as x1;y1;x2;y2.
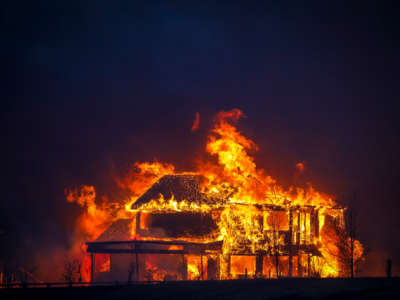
128;262;135;283
386;258;392;278
62;258;80;283
323;208;364;278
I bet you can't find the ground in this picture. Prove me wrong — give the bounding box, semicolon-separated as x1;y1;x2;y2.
1;278;399;300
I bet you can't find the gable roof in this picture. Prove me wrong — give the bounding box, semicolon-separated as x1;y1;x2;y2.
130;174;206;209
95;219;132;242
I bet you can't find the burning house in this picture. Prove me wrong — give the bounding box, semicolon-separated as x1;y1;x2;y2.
69;109;363;282
86;174;349;281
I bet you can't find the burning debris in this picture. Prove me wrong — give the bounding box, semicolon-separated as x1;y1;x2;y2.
66;109;363;282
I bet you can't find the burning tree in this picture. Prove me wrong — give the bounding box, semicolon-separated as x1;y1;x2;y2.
320;209;364;278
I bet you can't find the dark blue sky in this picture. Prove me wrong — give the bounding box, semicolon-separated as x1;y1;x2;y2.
1;1;399;276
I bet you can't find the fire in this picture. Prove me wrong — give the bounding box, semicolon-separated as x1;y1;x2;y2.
186;255;203;280
129;193;220;214
191;112;200;131
66;185;111;240
67;109;363;280
296;162;305;172
145;261;167;281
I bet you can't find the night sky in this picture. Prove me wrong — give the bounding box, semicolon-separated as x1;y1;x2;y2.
1;2;399;277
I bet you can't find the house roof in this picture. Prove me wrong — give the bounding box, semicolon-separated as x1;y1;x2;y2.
95;219;132;242
130;174;206;209
95;175;224;243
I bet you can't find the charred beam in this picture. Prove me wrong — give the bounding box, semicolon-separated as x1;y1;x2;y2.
288;209;293;277
135;252;139;281
87;249;187;255
90;253;95;282
255;253;263;278
181;254;187;280
87;240;222;247
298;251;302;277
200;255;204;280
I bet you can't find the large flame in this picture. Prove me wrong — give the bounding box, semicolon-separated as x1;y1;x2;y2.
66;109;363;280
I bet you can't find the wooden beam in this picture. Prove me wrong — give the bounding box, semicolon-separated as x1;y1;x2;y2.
298;251;302;277
181;254;187;280
87;240;223;255
227;254;231;278
90;254;95;282
255;254;263;278
87;240;222;247
303;211;307;243
288;210;293;278
200;255;204;280
135;252;139;281
297;210;301;246
88;248;187;255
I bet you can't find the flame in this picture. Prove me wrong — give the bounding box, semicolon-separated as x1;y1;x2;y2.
186;255;202;280
129;193;221;214
145;261;168;281
296;162;305;172
191;112;200;131
66;185;111;240
66;109;363;280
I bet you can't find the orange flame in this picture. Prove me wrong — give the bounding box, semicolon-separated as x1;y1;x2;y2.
66;109;363;280
296;162;305;172
191;112;200;131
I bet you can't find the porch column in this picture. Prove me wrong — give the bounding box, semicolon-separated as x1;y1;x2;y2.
181;254;187;280
90;253;95;282
255;253;264;278
288;209;293;277
200;255;204;280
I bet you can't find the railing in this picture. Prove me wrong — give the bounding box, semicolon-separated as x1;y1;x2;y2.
0;280;163;289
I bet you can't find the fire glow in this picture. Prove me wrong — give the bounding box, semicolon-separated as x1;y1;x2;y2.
66;109;363;282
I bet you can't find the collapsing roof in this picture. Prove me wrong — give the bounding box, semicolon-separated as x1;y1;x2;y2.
95;175;225;243
130;174;223;209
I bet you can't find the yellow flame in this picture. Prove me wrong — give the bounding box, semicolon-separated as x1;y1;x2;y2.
67;109;363;280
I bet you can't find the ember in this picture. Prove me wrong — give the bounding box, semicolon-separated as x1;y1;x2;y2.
66;109;363;281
